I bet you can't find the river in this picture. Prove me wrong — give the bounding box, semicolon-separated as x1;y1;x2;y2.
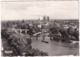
31;36;79;56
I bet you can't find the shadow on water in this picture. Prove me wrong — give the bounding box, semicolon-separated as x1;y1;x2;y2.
31;37;79;56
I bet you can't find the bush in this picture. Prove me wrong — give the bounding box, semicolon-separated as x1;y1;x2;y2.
1;28;13;39
2;28;48;56
8;33;48;56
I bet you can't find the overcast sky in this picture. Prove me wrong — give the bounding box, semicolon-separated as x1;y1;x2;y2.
1;1;78;21
1;0;78;1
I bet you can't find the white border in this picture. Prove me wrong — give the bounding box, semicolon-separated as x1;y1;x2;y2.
0;0;79;57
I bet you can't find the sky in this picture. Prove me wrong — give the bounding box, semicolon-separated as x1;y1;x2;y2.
1;0;78;1
1;1;78;21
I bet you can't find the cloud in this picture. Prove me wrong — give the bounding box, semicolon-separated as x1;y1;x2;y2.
1;1;78;21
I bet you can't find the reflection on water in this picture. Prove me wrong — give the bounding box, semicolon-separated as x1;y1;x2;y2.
31;37;79;56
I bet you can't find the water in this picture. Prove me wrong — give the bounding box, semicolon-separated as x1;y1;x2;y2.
2;36;79;56
31;36;79;56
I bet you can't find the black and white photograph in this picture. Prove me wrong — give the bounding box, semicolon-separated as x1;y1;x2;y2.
1;0;79;56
